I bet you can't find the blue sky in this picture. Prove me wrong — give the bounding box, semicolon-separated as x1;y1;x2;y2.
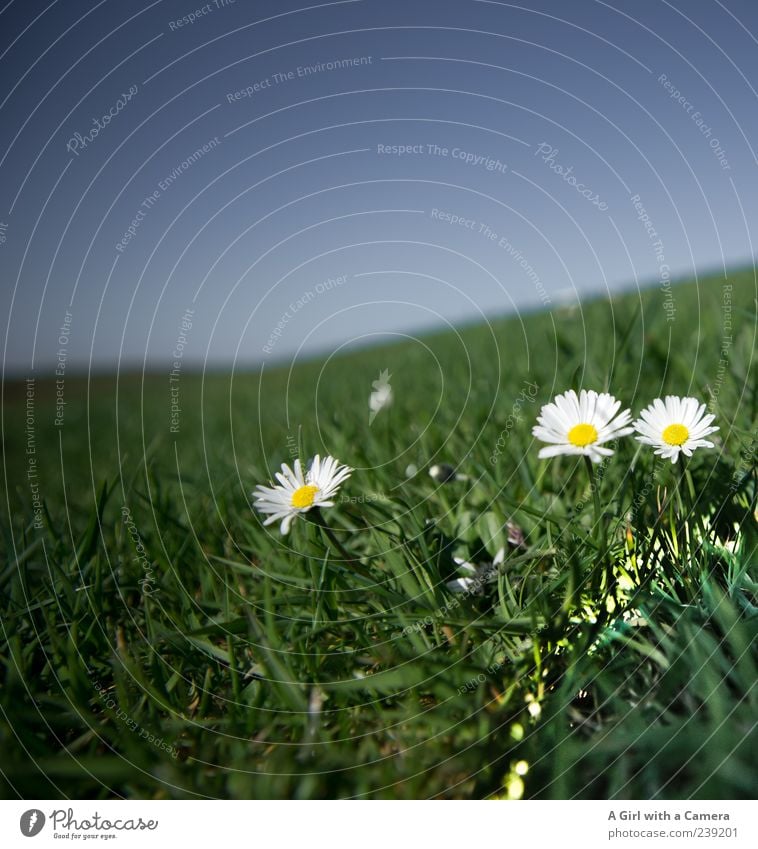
1;0;756;374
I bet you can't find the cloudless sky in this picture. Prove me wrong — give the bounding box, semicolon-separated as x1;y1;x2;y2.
1;0;756;374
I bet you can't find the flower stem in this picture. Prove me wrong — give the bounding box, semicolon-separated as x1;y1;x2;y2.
625;464;682;611
676;458;702;598
311;510;373;581
584;456;611;597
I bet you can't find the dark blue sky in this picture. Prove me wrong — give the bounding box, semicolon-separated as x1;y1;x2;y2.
1;0;756;374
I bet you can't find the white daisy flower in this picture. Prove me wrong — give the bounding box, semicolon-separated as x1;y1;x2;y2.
446;548;505;594
429;463;457;483
532;389;633;464
633;396;718;463
253;454;352;534
368;369;393;425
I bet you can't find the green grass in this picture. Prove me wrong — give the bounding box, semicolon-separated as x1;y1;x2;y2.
1;270;756;799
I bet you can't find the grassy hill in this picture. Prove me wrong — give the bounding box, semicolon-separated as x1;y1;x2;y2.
1;270;756;799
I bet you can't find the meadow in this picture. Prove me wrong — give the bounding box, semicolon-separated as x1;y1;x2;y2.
1;270;756;799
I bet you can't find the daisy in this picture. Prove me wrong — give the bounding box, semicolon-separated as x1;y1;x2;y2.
253;454;352;534
633;396;718;463
532;389;633;464
429;463;457;483
446;521;526;593
446;548;505;594
368;368;393;425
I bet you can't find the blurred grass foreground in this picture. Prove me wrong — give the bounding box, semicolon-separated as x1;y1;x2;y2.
1;270;756;799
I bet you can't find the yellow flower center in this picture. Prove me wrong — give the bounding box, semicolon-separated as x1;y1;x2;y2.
291;484;319;509
567;423;598;447
662;423;689;446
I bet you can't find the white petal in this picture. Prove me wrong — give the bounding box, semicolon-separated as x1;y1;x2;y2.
533;425;567;444
453;556;477;573
446;577;476;593
538;444;576;458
